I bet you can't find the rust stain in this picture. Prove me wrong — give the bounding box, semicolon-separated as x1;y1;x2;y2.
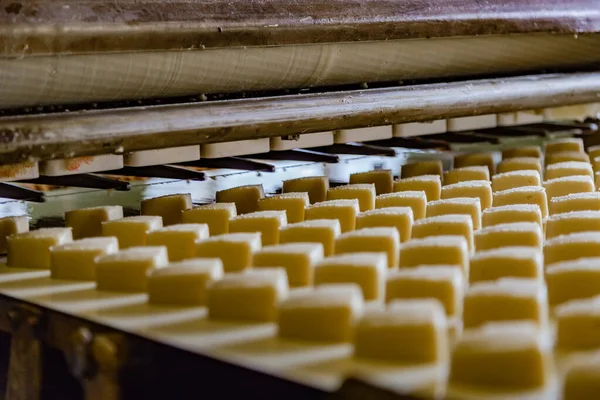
0;161;34;178
66;156;94;171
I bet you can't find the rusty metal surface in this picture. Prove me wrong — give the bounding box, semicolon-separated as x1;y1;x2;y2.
1;0;600;55
1;71;600;164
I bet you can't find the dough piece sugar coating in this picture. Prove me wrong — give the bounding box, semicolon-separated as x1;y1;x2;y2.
350;169;393;195
544;232;600;265
543;175;595;202
277;284;364;342
269;132;333;150
375;191;426;220
502;146;542;159
491;170;541;193
279;219;340;256
50;237;119;280
556;298;600;350
41;155;123;176
355;207;413;242
492;186;548;218
141;193;192;226
447;115;496;132
146;224;209;261
545;161;594;180
207;268;289;322
229;210;287;245
201;138;269;158
124;145;200;166
283;176;328;204
545;151;590;165
401;160;443;179
252;242;324;287
195;232;261;272
454;152;496;176
546;211;600;239
327;184;375;212
393;175;441;201
443;166;490;186
441;180;492;210
314;252;387;301
95;246;169;292
334;126;392;143
474;222;542;251
550;192;600;215
148;258;224;306
102;216;162;249
304;199;359;233
386;266;464;317
563;351;600;400
354;299;448;363
497;157;543;175
399;235;469;276
181;203;237;235
393;120;447;137
412;214;474;252
0;216;28;254
65;206;123;239
216;185;264;215
546;258;600;306
463;278;548;328
449;322;552;391
545;137;584;154
334;227;400;268
469;246;543;284
7;227;73;269
258;193;309;224
426;198;482;230
481;204;543;229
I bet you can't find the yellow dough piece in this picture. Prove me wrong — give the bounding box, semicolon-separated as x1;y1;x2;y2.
277;284;364;342
252;242;324;287
282;176;329;204
449;322;552;391
546;211;600;239
563;351;600;400
545;137;584;154
146;224;209;261
492;186;548;218
102;216;163;249
304;199;359;233
544;232;600;265
588;144;600;160
279;219;341;256
353;299;448;363
497;157;543;175
386;266;464;317
334;227;400;268
550;192;600;215
463;278;548;328
546;151;590;166
412;214;474;252
50;237;119;280
474;222;543;251
454;152;496;176
195;232;261;272
148;258;224;306
229;210;287;246
556;298;600;350
350;169;393;195
546;258;600;306
545;161;594;181
208;268;289;322
399;235;469;276
393;175;441;201
469;246;543;284
443;166;490;186
216;184;264;214
441;180;492;210
401;160;443;179
356;207;413;242
258;193;309;224
544;175;595;202
481;204;543;229
427;198;482;230
327;184;376;212
375;191;427;220
65;206;123;239
314;252;387;301
141;193;192;226
95;246;169;292
502;146;542;159
0;215;28;254
7;227;73;269
491;170;541;193
181;203;237;235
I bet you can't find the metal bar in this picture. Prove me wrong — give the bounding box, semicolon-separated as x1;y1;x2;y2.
312;143;397;157
19;174;130;191
0;183;44;202
2;72;600;164
251;149;340;163
177;158;276;172
103;166;205;181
